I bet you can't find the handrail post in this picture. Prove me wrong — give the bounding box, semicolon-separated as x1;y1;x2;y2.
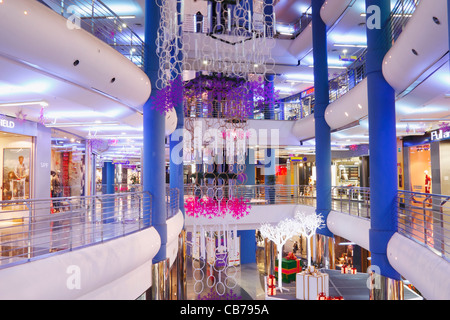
349;187;353;215
27;201;32;261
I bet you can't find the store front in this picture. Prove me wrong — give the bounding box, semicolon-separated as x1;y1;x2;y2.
50;129;86;197
0;114;51;251
332;157;363;188
402;129;450;195
0;115;51;202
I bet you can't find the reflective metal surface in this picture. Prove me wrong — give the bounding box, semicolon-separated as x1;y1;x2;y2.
152;258;170;300
369;273;404;300
176;230;187;300
0;192;152;268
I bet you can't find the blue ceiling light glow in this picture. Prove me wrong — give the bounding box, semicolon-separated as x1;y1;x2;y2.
284;73;314;82
101;2;141;16
45;109;122;119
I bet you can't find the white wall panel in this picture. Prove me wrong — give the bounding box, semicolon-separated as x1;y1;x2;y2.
291;114;315;142
387;232;450;300
0;227;160;300
287;22;313;60
325;78;368;130
327;210;370;250
320;0;353;26
382;0;448;93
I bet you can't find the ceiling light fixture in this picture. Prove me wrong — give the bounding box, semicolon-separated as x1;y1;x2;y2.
0;100;49;107
44;121;120;128
334;44;367;48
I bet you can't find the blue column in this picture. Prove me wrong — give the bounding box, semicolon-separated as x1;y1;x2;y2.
263;73;276;203
312;0;333;237
237;230;256;264
264;0;274;36
101;161;115;194
245;149;256;185
169;0;185;219
101;161;115;223
264;74;275;120
365;0;400;280
144;0;167;262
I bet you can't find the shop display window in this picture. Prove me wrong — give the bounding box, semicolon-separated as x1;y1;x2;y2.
0;133;33;203
408;144;431;194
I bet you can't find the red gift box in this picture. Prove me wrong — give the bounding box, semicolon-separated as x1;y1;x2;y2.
317;292;327;300
341;265;348;274
286;252;296;260
350;268;357;274
267;286;276;296
267;275;276;286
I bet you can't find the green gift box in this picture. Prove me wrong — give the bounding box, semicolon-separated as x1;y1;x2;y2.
275;258;303;283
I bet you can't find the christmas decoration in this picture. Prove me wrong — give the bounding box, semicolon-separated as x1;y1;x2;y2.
260;218;302;292
295;211;325;267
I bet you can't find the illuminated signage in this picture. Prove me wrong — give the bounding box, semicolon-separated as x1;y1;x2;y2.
112;160;130;165
0;118;15;129
290;156;307;162
430;129;450;141
300;87;315;98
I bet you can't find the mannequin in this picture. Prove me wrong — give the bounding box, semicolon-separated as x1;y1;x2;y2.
424;170;431;194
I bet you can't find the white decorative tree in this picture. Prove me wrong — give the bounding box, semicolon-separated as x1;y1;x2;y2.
259;218;302;292
295;211;325;267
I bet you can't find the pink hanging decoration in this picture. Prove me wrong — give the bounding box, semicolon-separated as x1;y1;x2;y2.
349;145;358;151
185;196;251;220
226;197;251;220
185;197;203;218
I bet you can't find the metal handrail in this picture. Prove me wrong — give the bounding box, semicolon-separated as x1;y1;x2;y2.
184;184;449;261
0;191;152;269
39;0;145;68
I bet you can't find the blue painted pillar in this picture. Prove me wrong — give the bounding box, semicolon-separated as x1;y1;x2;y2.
102;161;115;194
312;0;333;237
237;230;256;264
169;0;185;219
101;161;115;223
245;149;256;185
263;73;276;203
144;0;167;262
264;0;274;37
264;74;275;120
365;0;401;281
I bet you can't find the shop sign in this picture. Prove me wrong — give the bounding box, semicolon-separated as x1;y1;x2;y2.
300;87;315;98
0;118;15;129
430;129;450;142
112;160;130;165
290;156;307;162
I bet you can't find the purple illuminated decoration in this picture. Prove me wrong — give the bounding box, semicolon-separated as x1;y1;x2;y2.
150;74;279;118
39;107;46;125
198;288;242;300
440;122;450;134
15;110;27;123
149;78;184;115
